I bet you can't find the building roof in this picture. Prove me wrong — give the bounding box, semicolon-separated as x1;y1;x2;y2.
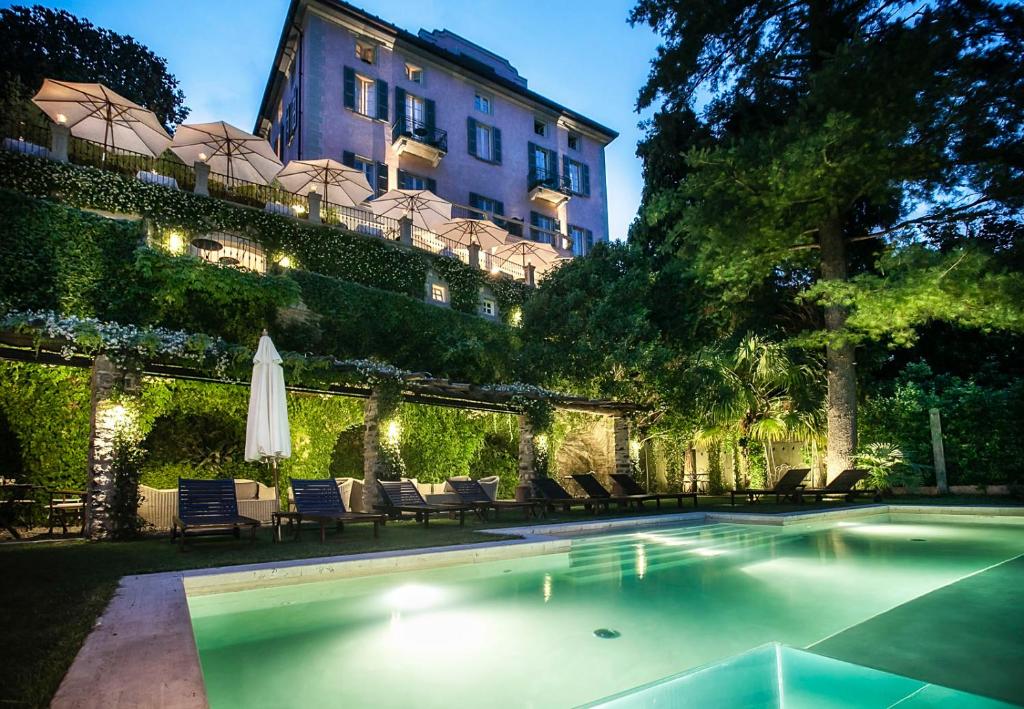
254;0;619;141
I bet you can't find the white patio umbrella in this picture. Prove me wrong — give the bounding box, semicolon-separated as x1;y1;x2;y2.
245;331;291;499
369;189;452;231
275;158;372;207
493;238;563;271
31;79;172;156
434;218;510;251
171;121;282;184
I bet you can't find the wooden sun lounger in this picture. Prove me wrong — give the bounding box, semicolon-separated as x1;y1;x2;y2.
374;480;474;526
803;468;881;502
731;468;811;506
446;479;540;520
609;473;698;508
530;476;607;513
171;478;260;550
289;478;387;542
571;473;658;509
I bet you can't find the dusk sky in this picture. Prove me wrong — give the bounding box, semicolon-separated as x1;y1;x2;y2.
9;0;663;240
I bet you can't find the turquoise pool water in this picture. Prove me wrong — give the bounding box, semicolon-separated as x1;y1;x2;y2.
187;513;1024;708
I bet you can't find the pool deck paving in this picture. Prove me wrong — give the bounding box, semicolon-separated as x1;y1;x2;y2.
49;505;1024;709
811;554;1024;706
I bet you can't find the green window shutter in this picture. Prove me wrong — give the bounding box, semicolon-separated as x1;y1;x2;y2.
586;228;594;252
492;127;502;164
375;161;388;196
546;148;556;175
425;98;436;131
376;79;389;120
467;117;477;156
341;150;355;167
343;67;356;110
494;199;504;216
426;177;437;194
527;142;537;172
469;192;481;209
395;87;406;127
530;211;541;227
582;163;590;196
397;169;409;190
563;155;570;186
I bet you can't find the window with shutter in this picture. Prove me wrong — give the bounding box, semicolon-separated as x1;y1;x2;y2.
376;79;389;121
493;127;502;164
426;177;437;194
343;67;356;110
341;151;356;168
394;86;406;129
467;117;477;156
375;162;388;196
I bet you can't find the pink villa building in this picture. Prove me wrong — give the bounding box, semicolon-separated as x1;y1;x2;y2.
255;0;618;257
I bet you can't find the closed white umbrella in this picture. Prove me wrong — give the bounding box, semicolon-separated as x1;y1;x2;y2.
276;158;372;207
369;189;451;231
435;218;510;251
171;121;282;184
31;79;172;156
245;331;291;499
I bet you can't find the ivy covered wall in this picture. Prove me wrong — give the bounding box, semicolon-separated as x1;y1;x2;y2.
0;361;527;495
0;188;525;381
0;152;532;320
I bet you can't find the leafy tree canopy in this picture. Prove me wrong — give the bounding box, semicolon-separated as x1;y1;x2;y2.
0;4;189;129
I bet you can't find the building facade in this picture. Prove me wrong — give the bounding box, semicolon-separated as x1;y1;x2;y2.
255;0;618;257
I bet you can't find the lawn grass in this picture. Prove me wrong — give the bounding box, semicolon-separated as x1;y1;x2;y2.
1;495;1018;707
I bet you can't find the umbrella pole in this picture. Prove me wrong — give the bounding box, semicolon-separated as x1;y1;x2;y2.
270;458;281;511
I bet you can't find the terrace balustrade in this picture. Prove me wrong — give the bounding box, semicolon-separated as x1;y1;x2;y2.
1;118;559;285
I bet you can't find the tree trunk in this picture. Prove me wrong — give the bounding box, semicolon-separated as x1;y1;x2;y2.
820;217;857;482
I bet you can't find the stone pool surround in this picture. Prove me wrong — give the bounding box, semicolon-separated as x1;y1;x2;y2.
50;505;1024;709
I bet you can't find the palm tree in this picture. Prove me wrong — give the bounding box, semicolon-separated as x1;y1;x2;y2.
688;334;824;487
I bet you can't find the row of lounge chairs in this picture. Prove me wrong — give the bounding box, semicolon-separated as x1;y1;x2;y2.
170;469;879;548
730;468;880;506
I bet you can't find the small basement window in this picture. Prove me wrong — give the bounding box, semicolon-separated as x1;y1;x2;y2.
430;283;448;304
481;298;496;317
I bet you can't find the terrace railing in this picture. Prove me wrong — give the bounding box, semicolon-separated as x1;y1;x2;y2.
322;201;400;240
0;119;567;286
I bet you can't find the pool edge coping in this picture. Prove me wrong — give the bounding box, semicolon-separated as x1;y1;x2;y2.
50;504;1024;709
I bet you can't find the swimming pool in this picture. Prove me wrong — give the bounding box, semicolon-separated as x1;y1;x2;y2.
186;512;1024;707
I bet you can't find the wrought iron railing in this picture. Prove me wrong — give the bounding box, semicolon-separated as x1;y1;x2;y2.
391;118;448;153
527;167;572;194
322;201;400;240
207;171;307;215
186;231;268;274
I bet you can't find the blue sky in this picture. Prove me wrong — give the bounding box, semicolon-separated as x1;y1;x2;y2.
7;0;662;239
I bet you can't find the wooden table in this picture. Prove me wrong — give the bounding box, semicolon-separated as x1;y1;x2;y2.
271;511;303;542
1;484;37;539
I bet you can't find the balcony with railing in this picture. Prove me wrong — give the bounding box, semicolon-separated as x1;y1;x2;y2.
527;167;572;206
391;118;448;167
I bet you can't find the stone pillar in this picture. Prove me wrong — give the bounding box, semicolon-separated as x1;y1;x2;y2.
361;389;384;512
193;161;210;196
50;123;70;163
399;217;413;246
84;355;141;540
308;191;322;225
613;416;631;477
517;415;537;484
524;264;536;287
467;243;481;269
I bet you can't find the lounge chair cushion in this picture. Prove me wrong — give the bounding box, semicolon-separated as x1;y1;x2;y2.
234;480;260;500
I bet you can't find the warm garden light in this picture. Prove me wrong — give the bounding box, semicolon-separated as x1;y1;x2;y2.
56;113;67;124
278;255;292;269
385;418;401;445
166;231;185;255
509;307;523;327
